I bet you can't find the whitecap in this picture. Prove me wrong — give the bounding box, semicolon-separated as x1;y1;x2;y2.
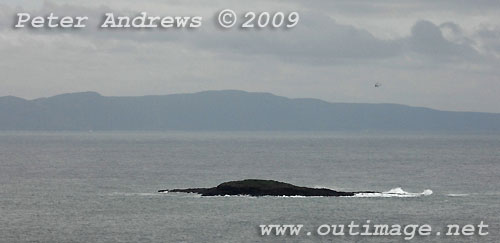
351;187;433;198
108;192;163;196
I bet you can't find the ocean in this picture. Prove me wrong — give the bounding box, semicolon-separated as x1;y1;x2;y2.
0;132;498;242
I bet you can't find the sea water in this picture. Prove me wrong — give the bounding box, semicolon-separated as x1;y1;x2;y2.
0;132;499;242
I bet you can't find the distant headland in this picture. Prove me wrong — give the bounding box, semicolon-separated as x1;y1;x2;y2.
1;90;500;131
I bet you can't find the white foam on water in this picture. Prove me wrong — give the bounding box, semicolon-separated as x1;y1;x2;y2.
447;193;468;197
276;195;319;198
203;195;256;198
158;187;434;198
422;189;433;196
351;187;433;198
108;192;163;197
218;195;313;198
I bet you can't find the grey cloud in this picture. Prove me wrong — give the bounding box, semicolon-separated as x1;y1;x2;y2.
0;2;495;65
440;22;461;35
192;11;401;64
192;17;488;65
406;20;480;61
0;4;12;30
284;0;500;15
1;3;402;63
475;26;500;57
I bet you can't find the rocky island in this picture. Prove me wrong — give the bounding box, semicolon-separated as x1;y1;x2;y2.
159;179;377;197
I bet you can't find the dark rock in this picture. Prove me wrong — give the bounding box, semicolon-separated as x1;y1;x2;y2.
158;179;377;197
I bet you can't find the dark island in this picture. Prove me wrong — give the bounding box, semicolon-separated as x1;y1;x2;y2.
158;179;377;197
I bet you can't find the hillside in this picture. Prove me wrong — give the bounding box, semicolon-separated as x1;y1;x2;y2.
1;90;499;131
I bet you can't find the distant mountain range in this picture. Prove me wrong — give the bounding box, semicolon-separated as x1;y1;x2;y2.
1;90;499;131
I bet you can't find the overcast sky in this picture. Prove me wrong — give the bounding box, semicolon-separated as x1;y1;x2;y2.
1;0;499;112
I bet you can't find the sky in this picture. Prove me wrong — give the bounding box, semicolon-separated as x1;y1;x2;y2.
1;0;499;113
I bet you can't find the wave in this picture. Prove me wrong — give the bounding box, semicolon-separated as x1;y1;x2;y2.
204;195;308;198
351;187;433;198
108;192;163;196
446;193;468;197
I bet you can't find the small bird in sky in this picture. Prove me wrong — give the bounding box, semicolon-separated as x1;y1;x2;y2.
374;83;382;88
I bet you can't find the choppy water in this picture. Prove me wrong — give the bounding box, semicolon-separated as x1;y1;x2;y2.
0;132;499;242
